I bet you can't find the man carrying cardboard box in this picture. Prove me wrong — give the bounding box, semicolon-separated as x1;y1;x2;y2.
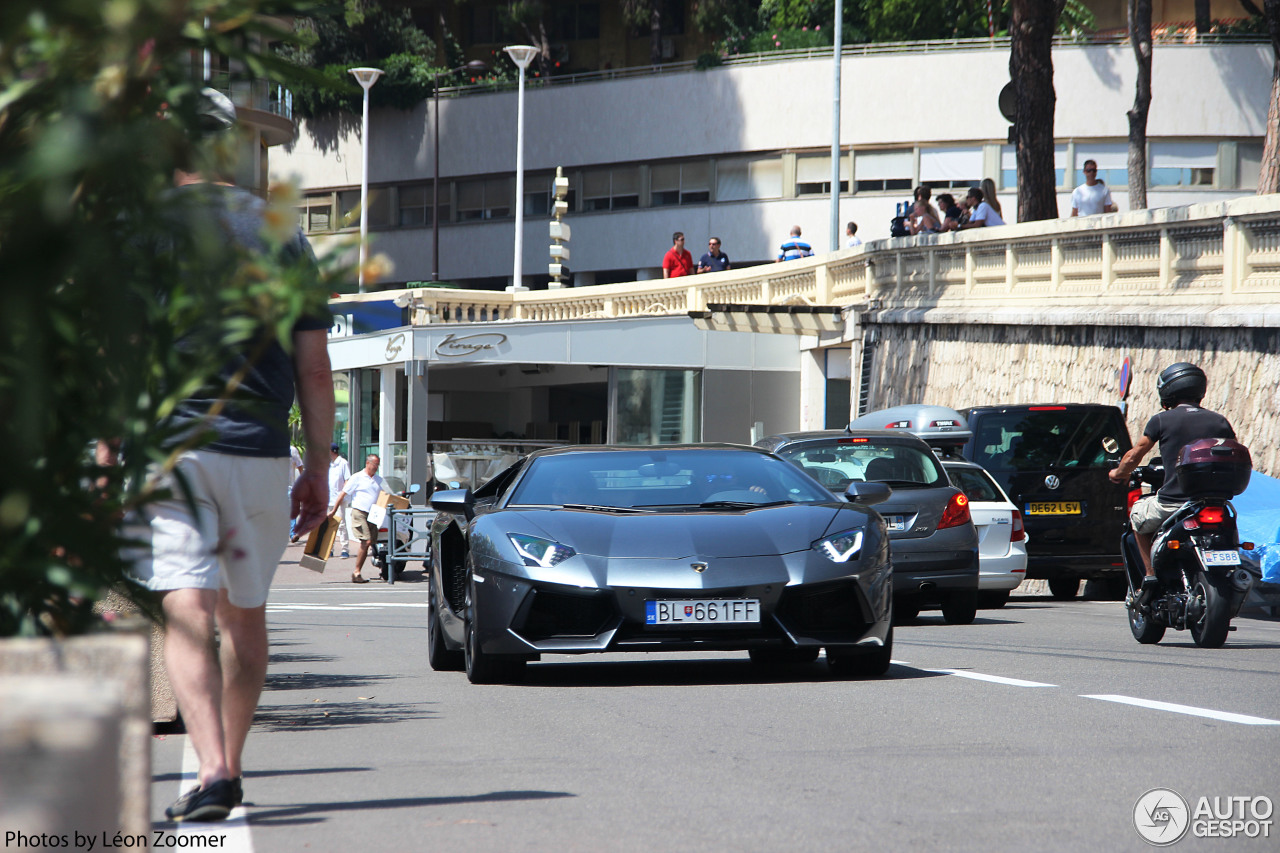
330;453;387;583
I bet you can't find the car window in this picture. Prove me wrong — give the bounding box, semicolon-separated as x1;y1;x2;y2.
777;440;946;490
507;450;833;508
946;467;1004;503
970;409;1128;472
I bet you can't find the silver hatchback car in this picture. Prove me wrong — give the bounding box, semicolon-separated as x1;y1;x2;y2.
756;430;980;624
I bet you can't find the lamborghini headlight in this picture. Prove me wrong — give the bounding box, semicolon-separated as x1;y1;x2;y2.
814;529;864;563
509;533;576;568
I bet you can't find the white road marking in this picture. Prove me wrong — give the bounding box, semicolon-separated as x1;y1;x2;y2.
927;669;1057;688
266;601;429;613
174;737;255;850
1081;694;1280;726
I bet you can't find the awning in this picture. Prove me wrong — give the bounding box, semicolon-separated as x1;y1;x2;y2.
689;303;845;335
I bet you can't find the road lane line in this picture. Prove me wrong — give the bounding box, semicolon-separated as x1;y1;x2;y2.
928;669;1057;687
174;737;255;851
1081;694;1280;726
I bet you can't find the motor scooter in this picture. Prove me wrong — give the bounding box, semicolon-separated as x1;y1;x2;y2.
1120;439;1255;647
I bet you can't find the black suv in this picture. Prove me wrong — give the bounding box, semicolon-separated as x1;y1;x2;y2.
960;404;1132;599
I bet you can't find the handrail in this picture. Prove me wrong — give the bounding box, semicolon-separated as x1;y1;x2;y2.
436;34;1269;99
343;195;1280;328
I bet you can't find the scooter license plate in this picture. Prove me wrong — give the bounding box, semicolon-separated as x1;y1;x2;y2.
1202;550;1241;566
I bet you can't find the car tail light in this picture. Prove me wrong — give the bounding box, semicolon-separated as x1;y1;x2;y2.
1126;488;1143;512
1010;509;1025;542
938;493;971;529
1028;406;1067;411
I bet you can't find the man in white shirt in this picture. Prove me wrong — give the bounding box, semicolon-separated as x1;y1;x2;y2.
327;443;352;558
330;453;387;583
960;187;1005;229
1070;159;1118;216
845;221;862;248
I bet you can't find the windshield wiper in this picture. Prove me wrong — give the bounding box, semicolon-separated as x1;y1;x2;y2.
696;500;792;509
559;503;651;513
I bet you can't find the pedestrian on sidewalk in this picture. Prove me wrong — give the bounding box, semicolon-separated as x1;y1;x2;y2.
330;453;388;583
328;443;351;558
123;89;334;823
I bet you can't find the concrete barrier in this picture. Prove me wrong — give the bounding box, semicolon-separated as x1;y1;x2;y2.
0;634;151;837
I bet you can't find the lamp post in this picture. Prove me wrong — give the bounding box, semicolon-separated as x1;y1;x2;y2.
349;67;383;292
432;60;489;281
504;45;538;292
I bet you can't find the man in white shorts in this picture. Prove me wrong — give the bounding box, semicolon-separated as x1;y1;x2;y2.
123;90;334;823
330;453;388;583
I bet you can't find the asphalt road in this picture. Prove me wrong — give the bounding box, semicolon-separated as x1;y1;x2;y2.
149;548;1280;853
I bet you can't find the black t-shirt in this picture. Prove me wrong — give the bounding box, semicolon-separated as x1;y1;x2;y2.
1143;404;1236;500
166;184;330;458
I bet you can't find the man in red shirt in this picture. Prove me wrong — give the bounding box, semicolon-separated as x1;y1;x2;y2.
662;232;694;278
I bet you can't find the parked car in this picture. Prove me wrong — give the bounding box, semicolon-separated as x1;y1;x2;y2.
427;445;895;683
960;404;1132;599
941;460;1028;608
757;429;979;624
848;405;1027;609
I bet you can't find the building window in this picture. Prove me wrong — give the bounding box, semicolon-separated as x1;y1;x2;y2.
457;177;512;221
715;156;782;201
582;167;639;211
614;368;701;445
854;149;912;193
397;185;448;227
1000;143;1067;189
299;193;334;233
338;188;391;229
1075;144;1128;188
469;2;504;43
552;2;600;40
1238;141;1264;189
650;161;710;206
918;147;982;191
795;153;849;196
1149;141;1216;187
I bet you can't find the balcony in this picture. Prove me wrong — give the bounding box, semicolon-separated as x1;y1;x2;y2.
348;194;1280;330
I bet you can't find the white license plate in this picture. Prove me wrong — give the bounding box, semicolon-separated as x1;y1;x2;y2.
884;515;907;532
645;599;760;625
1202;550;1241;566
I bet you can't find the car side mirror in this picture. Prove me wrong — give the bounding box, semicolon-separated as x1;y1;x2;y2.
845;481;892;506
431;488;475;521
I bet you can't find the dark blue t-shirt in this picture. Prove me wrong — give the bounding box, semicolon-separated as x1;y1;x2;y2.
1143;404;1236;500
166;184;330;458
699;251;731;272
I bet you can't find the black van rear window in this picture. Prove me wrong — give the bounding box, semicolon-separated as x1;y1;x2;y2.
971;409;1128;472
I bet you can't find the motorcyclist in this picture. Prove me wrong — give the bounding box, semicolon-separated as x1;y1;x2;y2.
1109;363;1236;604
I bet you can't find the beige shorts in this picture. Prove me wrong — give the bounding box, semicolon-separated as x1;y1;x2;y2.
350;508;379;543
1130;494;1184;536
126;451;291;608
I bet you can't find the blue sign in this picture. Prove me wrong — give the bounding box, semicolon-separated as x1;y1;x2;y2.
329;300;406;338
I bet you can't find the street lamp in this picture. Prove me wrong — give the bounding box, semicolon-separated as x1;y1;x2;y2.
349;66;383;293
432;59;489;281
504;45;538;292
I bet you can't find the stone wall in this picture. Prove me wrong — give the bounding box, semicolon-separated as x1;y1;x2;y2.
865;321;1280;478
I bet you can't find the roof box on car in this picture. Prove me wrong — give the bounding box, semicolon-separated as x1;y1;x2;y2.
849;404;973;451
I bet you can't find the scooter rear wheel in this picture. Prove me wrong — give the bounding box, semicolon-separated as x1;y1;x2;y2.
1128;599;1166;644
1189;572;1231;648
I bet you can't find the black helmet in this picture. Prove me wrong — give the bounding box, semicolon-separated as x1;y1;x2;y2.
1156;362;1207;407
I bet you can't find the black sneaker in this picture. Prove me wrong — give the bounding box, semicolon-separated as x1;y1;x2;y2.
232;777;243;807
165;779;236;822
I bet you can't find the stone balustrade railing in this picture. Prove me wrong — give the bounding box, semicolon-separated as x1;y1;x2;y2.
342;195;1280;326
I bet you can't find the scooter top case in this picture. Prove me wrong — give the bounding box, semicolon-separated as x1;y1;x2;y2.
1175;438;1252;498
849;404;972;455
